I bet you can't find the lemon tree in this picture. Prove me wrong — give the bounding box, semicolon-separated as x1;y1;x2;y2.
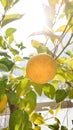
0;0;73;130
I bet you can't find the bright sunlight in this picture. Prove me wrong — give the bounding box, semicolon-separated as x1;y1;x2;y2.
11;0;47;40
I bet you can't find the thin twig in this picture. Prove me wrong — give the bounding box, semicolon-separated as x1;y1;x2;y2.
55;33;73;59
53;14;73;57
53;0;63;25
62;25;73;41
62;15;73;37
0;14;5;25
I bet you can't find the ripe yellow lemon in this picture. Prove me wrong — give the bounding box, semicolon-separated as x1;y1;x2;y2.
0;94;7;113
26;54;57;84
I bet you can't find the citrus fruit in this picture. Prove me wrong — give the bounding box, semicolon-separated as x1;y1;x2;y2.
26;54;57;84
0;94;7;112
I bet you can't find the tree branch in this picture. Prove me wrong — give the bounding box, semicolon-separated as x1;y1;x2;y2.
55;33;73;59
53;14;73;58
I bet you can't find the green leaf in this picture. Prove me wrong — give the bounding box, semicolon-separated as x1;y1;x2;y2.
25;120;32;130
37;45;49;53
43;83;55;99
57;57;73;81
48;123;59;130
57;57;66;64
0;58;14;71
0;0;13;11
49;0;58;5
0;63;8;72
24;90;36;114
2;126;9;130
16;42;26;50
0;36;6;49
7;91;20;105
30;113;45;125
66;50;73;57
54;74;65;82
48;118;60;130
31;40;48;53
1;0;20;12
65;1;73;30
49;108;54;115
54;64;66;82
61;125;68;130
58;13;65;19
1;14;23;27
16;78;30;96
0;78;7;95
55;25;68;32
51;80;59;89
9;47;19;55
5;28;16;37
68;88;73;99
8;34;14;44
34;126;41;130
0;85;5;96
2;128;8;130
66;58;73;70
0;0;8;8
13;56;22;61
9;110;29;130
0;52;11;58
31;40;41;48
20;79;29;89
55;117;60;124
55;89;67;103
65;1;73;20
31;40;52;54
32;83;43;96
13;0;20;6
30;31;61;46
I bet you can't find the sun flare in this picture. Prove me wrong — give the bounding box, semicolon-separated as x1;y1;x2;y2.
24;0;47;32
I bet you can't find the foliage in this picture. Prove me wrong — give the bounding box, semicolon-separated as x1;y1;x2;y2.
0;0;73;130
